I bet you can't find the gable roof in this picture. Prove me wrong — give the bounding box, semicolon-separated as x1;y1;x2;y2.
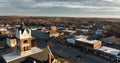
19;22;27;30
18;22;29;34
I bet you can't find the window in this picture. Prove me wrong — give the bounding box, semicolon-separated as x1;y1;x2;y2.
27;46;29;50
24;40;29;44
17;40;20;46
24;46;29;51
17;46;20;51
24;47;26;51
118;53;120;56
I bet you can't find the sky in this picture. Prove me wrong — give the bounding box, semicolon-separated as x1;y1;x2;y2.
0;0;120;18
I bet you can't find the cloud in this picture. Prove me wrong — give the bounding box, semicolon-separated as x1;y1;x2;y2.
24;0;34;2
32;2;91;8
103;0;120;2
0;0;120;10
0;0;120;17
0;3;10;7
33;2;87;8
0;0;11;7
31;1;120;11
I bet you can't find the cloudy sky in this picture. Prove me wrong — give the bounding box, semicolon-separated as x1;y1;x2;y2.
0;0;120;17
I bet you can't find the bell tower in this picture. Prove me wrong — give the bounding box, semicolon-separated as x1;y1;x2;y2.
16;22;32;55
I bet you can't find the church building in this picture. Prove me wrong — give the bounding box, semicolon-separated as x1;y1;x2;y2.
0;22;54;63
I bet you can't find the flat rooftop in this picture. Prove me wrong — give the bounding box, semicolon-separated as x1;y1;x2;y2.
2;47;43;62
96;46;120;57
62;30;76;33
76;39;100;44
74;35;88;39
67;35;87;40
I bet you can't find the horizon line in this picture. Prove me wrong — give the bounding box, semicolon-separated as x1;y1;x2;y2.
0;14;120;18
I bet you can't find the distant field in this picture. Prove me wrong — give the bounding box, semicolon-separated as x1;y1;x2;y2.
0;16;119;25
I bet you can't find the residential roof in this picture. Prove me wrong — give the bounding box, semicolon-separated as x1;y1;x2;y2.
102;36;120;45
49;30;58;34
6;35;16;39
62;30;76;33
0;28;7;31
19;22;27;30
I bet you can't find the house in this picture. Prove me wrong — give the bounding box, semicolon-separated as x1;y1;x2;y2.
62;28;76;35
5;24;11;27
6;35;17;48
49;26;59;38
101;36;120;45
95;29;104;35
0;27;9;36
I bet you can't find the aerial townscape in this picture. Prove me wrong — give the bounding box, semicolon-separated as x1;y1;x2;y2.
0;0;120;63
0;16;119;63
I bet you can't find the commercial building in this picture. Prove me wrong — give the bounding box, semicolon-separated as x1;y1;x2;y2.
66;35;102;49
75;39;102;49
95;46;120;62
66;35;88;44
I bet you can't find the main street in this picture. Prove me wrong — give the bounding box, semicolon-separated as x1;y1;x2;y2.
52;43;115;63
37;38;116;63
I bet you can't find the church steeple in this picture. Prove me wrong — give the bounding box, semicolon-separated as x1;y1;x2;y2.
20;21;27;30
16;21;32;55
18;21;29;34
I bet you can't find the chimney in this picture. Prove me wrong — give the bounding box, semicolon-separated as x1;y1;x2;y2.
48;53;52;63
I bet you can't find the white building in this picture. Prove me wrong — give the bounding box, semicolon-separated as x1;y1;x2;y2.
95;29;104;35
96;46;120;62
66;35;88;44
6;36;17;48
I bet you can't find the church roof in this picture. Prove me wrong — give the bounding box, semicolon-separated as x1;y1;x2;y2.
0;46;54;63
18;22;29;34
19;22;27;30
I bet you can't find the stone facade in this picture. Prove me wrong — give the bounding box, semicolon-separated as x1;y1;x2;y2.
16;22;32;55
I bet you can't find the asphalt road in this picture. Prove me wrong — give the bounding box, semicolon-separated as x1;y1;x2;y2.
52;43;116;63
37;38;117;63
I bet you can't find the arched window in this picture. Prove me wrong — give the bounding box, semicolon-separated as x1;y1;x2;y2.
24;40;28;44
24;46;29;51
